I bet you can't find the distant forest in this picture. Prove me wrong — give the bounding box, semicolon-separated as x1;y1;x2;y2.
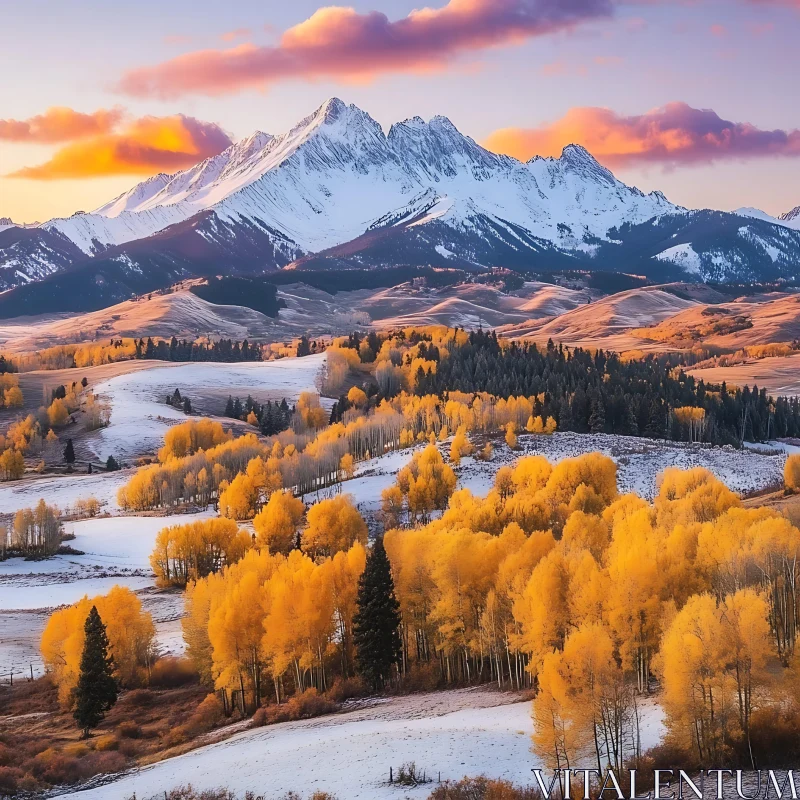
224;395;294;436
137;336;263;362
411;330;798;446
190;278;285;317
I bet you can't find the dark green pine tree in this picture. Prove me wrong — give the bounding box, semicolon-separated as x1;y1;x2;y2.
353;537;402;692
63;438;75;464
588;396;606;434
73;606;117;737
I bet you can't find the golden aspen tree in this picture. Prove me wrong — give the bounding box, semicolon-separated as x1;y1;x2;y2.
253;490;305;553
785;454;800;493
320;542;366;675
41;586;155;706
150;518;251;587
340;452;355;480
505;422;518;450
347;386;368;408
47;398;69;428
561;511;610;561
514;549;571;672
301;494;367;558
381;484;404;529
208;567;270;710
659;593;737;762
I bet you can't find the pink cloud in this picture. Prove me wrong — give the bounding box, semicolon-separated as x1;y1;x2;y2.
117;0;614;98
593;55;624;65
221;28;251;42
709;23;728;36
484;102;800;167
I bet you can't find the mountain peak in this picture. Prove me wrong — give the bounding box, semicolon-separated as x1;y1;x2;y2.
560;143;598;164
315;97;348;123
780;204;800;223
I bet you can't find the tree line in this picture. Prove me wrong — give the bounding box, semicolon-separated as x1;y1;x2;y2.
136;336;263;363
224;395;294;436
413;329;800;446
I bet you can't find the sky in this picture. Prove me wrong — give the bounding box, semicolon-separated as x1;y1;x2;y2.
1;0;798;224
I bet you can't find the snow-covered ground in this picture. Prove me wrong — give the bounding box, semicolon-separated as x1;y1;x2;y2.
314;432;784;519
67;688;665;799
87;353;327;461
0;512;212;677
0;469;131;516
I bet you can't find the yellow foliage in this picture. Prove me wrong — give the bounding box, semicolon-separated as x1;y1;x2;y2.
785;454;800;493
254;490;305;554
150;518;252;587
40;586;155;706
302;494;368;558
159;419;231;462
347;386;368;408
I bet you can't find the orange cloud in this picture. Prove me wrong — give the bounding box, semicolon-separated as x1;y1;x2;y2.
117;0;613;98
7;114;232;180
484;102;800;167
0;107;123;143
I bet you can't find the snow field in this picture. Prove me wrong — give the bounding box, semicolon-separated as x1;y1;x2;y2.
67;689;664;800
0;469;131;516
87;353;327;461
0;513;213;677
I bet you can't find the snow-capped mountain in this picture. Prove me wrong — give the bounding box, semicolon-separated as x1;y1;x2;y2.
9;98;676;263
736;206;800;231
2;98;800;308
781;205;800;226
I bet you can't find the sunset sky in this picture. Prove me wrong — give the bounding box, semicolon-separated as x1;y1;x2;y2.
1;0;798;224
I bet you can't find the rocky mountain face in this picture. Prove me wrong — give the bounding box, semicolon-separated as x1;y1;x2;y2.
1;98;799;313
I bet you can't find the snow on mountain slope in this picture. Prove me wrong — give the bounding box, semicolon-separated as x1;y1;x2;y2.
655;243;703;274
780;205;800;226
5;98;798;292
736;206;800;231
25;98;679;259
41;205;190;255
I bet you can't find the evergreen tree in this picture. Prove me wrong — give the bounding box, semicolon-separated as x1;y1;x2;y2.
297;335;311;357
589;395;606;434
73;606;117;737
63;438;75;464
106;455;119;471
183;397;192;414
225;396;235;417
353;537;402;692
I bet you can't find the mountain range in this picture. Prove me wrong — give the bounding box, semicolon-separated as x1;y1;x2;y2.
1;97;799;317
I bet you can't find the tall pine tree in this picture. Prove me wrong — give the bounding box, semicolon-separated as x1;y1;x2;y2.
63;438;75;464
353;537;402;692
73;606;117;737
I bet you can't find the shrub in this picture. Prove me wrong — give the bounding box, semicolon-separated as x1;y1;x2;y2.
93;734;119;751
117;720;142;739
261;689;336;725
0;743;14;767
785;454;800;493
180;693;224;738
149;657;199;688
427;777;541;799
326;676;367;704
395;762;432;786
251;706;268;727
0;766;24;794
119;688;156;708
